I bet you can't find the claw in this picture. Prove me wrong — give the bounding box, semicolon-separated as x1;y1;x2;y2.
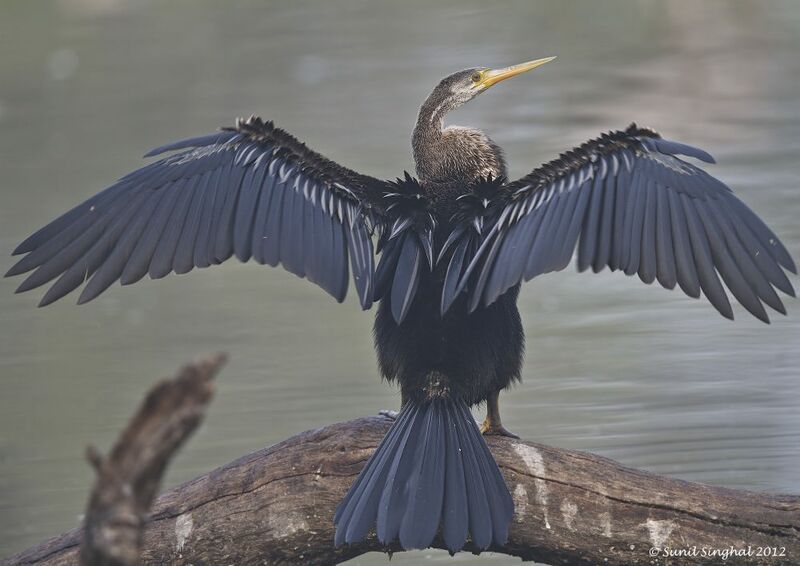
480;419;520;439
378;409;399;421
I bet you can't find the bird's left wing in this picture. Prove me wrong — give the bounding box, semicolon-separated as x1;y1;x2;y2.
7;116;391;309
445;125;796;322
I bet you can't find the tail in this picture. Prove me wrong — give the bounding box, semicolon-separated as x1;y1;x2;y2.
334;397;513;552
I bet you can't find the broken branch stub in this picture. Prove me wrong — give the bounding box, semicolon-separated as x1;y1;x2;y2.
78;353;226;566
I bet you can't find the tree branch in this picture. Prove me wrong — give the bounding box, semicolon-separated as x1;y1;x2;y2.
5;389;799;565
80;353;226;566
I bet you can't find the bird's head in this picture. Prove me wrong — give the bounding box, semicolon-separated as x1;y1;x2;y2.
424;56;556;117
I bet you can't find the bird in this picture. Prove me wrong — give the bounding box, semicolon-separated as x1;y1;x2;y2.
6;56;797;554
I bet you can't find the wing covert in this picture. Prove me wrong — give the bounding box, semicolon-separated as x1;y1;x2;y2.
373;173;437;324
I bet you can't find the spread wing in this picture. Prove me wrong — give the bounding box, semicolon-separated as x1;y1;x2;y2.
7;116;390;309
445;125;796;322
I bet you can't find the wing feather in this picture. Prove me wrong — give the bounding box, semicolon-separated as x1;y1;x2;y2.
623;166;646;276
679;194;733;319
610;152;633;271
667;189;701;298
40;190;152;307
654;185;677;289
150;178;195;279
706;202;785;314
120;181;183;285
213;163;247;263
193;166;223;268
523;190;561;280
578;169;605;271
554;176;592;272
593;170;617;272
637;179;657;284
173;170;211;274
695;199;768;322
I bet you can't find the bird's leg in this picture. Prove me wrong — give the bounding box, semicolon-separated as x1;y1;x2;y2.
480;389;519;438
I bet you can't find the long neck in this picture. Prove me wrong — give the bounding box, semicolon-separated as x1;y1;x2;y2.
412;92;506;184
412;94;448;179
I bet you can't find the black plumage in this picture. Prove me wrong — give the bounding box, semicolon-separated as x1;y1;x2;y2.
334;397;513;552
6;58;796;554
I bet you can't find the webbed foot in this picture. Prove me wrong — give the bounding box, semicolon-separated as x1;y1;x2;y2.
479;419;520;439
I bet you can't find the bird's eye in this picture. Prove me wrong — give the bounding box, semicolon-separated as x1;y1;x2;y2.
471;72;482;84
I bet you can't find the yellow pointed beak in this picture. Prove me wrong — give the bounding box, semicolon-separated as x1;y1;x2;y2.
477;56;557;90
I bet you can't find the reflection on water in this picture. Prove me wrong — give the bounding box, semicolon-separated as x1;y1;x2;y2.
1;2;799;563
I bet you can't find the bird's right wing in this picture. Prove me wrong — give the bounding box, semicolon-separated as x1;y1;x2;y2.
7;116;391;309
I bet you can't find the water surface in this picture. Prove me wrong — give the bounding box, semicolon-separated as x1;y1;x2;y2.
1;2;799;563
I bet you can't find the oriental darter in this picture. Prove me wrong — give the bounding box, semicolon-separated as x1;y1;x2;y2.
7;57;796;553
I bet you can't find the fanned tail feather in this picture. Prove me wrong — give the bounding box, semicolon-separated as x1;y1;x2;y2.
334;397;513;552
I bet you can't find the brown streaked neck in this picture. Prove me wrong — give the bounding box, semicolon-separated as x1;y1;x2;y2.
412;94;448;181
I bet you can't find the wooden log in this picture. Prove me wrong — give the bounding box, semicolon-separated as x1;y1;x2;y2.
6;414;800;565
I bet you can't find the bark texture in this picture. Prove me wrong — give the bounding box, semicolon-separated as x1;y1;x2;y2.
6;412;799;565
39;354;224;566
